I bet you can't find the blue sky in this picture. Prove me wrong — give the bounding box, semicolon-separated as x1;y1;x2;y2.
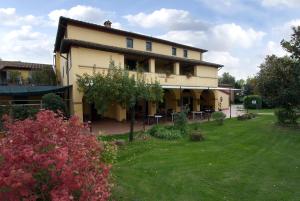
0;0;299;79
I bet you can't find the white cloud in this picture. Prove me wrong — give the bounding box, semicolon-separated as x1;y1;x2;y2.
261;0;300;7
0;8;42;26
0;26;53;63
264;41;287;57
124;8;207;30
48;5;115;26
159;23;265;51
205;51;261;78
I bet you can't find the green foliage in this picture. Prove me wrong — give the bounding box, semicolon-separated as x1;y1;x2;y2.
281;26;300;60
218;72;235;87
243;95;262;109
30;68;57;85
42;93;66;114
257;27;300;125
12;105;39;120
148;125;182;140
100;141;118;164
77;59;164;141
174;109;188;135
275;108;299;125
211;111;226;125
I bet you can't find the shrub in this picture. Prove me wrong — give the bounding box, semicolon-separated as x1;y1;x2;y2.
211;111;226;125
42;93;66;114
275;108;298;125
12;105;39;120
174;110;188;135
148;125;182;140
100;141;118;164
237;113;256;121
189;132;205;142
243;95;262;109
0;110;110;201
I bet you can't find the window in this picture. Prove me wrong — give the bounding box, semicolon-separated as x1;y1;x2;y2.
184;49;188;58
172;47;177;56
126;38;133;48
146;41;152;51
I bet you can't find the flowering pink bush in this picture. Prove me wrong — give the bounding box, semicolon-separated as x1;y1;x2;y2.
0;110;110;201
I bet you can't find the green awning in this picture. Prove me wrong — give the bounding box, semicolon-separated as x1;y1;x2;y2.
0;85;72;96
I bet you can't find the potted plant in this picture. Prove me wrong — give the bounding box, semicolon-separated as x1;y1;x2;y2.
186;72;193;79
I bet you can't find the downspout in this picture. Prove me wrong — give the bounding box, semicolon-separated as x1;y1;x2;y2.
60;53;70;116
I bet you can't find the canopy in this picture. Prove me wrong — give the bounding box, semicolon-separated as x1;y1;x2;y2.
0;85;72;96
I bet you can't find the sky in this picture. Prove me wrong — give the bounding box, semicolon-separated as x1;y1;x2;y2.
0;0;299;79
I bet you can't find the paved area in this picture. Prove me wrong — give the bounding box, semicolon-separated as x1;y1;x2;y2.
92;105;245;135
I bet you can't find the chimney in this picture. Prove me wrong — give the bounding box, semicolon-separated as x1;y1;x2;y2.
104;20;112;28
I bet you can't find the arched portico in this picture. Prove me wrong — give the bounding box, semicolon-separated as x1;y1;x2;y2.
200;90;216;111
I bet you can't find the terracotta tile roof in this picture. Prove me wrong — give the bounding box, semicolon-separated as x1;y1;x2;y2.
54;16;208;53
0;60;52;70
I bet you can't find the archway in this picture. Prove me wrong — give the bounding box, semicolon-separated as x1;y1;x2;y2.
182;89;195;112
200;90;215;111
158;89;177;115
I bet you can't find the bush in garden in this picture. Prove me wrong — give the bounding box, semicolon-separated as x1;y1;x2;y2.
243;95;262;109
174;110;188;135
237;113;256;121
189;132;205;142
100;141;118;164
42;93;66;114
211;111;226;125
12;105;39;120
275;108;299;125
148;125;182;140
0;110;110;201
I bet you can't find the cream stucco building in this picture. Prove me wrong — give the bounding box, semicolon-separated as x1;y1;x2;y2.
54;17;229;122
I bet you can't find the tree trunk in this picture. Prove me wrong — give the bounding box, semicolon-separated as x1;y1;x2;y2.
129;106;135;142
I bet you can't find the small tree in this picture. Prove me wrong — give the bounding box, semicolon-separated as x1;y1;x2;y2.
77;60;164;141
211;111;226;125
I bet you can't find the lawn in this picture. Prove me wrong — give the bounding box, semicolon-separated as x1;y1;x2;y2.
110;115;300;201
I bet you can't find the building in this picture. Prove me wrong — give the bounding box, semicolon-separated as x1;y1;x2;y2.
0;60;66;103
54;16;229;122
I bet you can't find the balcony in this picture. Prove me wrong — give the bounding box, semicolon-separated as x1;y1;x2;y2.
128;71;218;88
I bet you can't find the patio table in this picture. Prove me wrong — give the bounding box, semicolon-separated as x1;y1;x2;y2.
192;111;204;120
154;115;163;124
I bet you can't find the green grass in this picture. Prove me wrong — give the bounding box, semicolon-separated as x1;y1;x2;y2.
111;115;300;201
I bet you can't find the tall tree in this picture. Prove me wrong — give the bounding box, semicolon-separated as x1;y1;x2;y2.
77;60;163;141
218;72;236;87
281;26;300;60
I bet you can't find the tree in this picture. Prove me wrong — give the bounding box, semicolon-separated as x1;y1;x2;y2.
281;26;300;60
218;72;235;87
257;54;300;123
77;60;164;141
243;76;258;96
